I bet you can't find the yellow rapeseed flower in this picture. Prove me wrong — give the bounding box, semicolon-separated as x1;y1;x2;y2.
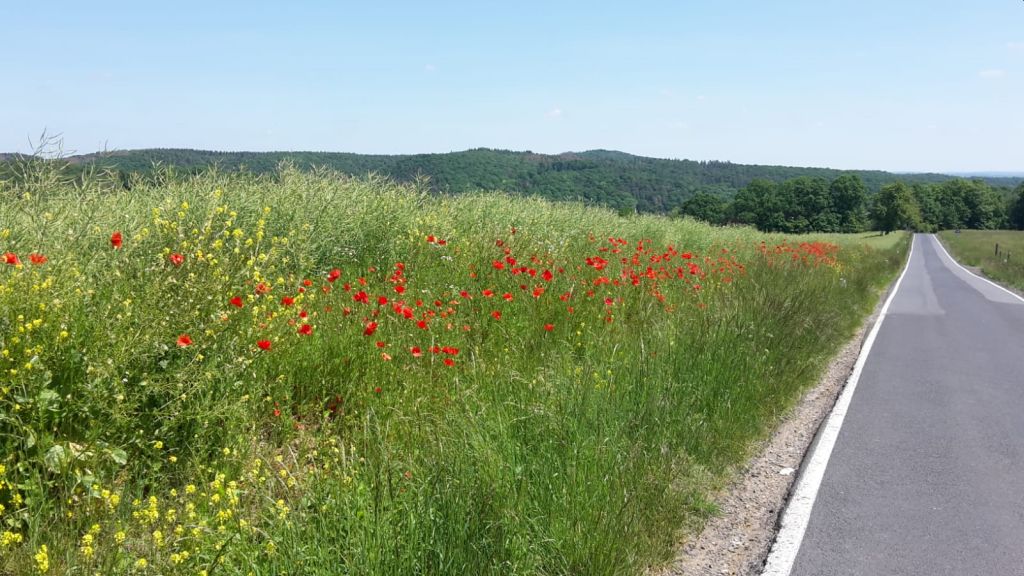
34;544;49;573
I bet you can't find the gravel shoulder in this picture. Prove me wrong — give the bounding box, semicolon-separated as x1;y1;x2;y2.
654;283;893;576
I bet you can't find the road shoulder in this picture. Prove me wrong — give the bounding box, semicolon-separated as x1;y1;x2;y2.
655;279;895;576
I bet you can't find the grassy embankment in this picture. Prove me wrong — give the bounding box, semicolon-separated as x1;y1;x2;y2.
0;166;907;575
938;230;1024;292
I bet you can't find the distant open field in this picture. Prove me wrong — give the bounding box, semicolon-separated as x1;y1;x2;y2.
0;166;907;575
938;230;1024;292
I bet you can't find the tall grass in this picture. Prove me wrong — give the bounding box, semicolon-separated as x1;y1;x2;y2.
0;165;907;575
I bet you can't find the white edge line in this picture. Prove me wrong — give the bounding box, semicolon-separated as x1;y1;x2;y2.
929;234;1024;304
760;233;917;576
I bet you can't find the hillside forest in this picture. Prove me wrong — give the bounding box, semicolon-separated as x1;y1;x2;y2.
2;147;1022;234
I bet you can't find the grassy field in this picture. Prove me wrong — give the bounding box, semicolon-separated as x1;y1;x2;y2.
0;165;907;575
937;230;1024;292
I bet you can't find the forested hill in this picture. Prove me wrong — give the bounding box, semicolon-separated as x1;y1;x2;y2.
5;147;1023;214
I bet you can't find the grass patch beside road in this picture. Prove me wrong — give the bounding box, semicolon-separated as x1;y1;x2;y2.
938;230;1024;292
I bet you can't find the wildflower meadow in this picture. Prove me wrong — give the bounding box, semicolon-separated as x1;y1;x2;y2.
0;164;907;575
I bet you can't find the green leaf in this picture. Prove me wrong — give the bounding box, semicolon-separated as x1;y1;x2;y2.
36;389;59;406
44;445;68;473
109;448;128;467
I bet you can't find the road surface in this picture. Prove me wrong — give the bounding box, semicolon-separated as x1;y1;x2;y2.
772;234;1024;575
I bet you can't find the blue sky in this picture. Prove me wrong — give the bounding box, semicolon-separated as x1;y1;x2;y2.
3;1;1021;172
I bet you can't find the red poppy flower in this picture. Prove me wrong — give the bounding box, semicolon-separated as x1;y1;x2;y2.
363;321;378;336
110;231;123;249
491;310;502;320
374;386;382;394
377;296;388;305
297;324;313;336
426;235;436;243
177;334;192;347
542;269;553;282
273;408;281;417
257;340;272;351
502;293;513;302
544;323;554;332
256;283;270;295
441;346;459;355
437;239;447;246
299;310;308;319
303;279;313;287
482;289;494;298
492;260;505;270
169;253;184;266
394;285;406;295
29;253;47;265
416;320;428;330
3;252;19;266
411;346;422;357
353;291;369;304
327;268;341;282
230;296;244;308
443;358;455;367
459;290;471;299
281;296;295;307
375;341;386;348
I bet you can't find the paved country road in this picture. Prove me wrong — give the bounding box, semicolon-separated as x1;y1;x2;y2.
764;234;1024;576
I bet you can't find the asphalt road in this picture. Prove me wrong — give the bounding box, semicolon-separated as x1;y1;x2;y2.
788;234;1024;575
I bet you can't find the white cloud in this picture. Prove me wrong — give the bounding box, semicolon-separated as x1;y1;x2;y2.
978;68;1006;79
695;95;706;102
424;64;437;73
546;108;563;119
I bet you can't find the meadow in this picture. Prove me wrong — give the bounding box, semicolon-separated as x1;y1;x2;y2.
0;164;907;575
938;230;1024;292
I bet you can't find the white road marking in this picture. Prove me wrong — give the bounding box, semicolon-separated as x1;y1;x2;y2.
929;234;1024;305
760;234;917;576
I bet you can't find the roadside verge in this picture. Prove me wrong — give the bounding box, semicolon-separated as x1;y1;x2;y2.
657;235;914;576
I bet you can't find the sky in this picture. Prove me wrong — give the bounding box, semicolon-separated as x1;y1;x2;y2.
2;1;1022;172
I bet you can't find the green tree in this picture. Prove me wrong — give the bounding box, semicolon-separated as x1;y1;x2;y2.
728;179;775;228
1010;183;1024;230
873;182;922;233
680;192;726;224
829;174;868;232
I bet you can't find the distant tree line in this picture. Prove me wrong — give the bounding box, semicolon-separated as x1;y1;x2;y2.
3;148;1023;232
678;174;1024;233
